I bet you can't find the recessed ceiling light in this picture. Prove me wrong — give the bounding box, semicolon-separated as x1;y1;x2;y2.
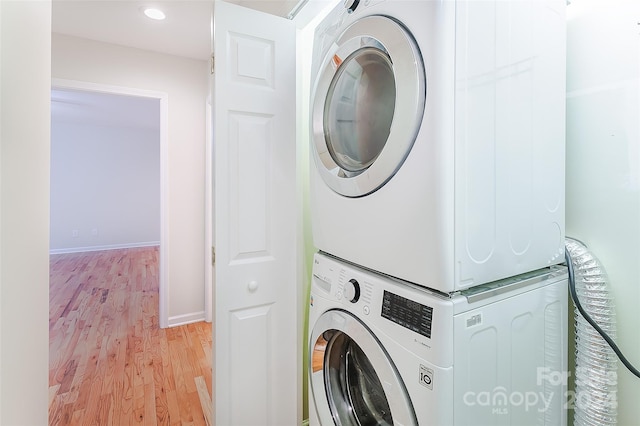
143;8;166;20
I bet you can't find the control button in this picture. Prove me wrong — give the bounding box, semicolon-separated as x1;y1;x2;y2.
344;279;361;303
336;291;342;300
343;0;360;13
363;305;370;315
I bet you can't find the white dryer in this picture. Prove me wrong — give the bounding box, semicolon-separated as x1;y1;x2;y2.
309;0;567;293
308;252;568;426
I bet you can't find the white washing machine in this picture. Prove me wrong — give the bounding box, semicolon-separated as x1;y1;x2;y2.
309;0;567;293
308;252;567;426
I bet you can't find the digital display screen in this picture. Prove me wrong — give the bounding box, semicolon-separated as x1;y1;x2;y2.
381;291;433;338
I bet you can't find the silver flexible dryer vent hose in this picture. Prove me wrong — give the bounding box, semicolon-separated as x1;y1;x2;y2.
565;238;618;426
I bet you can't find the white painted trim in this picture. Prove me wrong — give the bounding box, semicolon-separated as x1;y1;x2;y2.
204;99;213;323
158;87;169;329
0;2;4;418
168;311;206;327
49;241;160;255
50;78;170;328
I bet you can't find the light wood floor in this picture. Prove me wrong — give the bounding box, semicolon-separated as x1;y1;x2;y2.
49;247;213;425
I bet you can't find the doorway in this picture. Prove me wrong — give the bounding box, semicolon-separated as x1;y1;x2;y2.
47;82;215;424
50;79;170;325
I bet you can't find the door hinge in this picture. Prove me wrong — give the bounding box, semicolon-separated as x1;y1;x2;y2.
210;55;215;75
211;246;216;266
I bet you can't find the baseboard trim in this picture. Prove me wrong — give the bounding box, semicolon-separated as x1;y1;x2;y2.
50;241;160;255
168;311;206;328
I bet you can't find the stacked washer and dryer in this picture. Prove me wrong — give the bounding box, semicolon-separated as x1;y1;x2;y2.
307;0;568;425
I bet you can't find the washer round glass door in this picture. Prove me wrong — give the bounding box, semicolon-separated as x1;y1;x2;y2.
311;15;425;197
309;310;417;426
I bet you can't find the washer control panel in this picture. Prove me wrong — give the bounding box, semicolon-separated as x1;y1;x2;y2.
381;290;433;338
312;252;438;338
311;252;464;367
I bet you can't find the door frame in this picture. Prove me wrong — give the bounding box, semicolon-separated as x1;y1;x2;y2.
205;98;213;323
51;78;171;328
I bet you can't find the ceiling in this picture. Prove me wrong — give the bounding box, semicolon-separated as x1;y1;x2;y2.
52;0;304;62
51;0;331;128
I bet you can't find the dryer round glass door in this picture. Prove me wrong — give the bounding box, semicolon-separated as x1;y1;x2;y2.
311;15;425;197
309;310;417;426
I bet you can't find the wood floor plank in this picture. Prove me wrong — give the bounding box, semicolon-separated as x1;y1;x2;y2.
49;248;212;425
187;391;206;426
49;384;61;409
194;376;213;426
166;390;181;426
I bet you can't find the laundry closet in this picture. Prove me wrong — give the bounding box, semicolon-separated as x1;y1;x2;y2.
306;0;569;424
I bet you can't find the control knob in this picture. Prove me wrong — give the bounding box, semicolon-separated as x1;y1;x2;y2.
344;279;361;303
343;0;360;13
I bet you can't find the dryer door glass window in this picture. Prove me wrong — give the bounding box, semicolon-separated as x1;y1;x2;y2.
311;16;425;197
324;47;396;174
323;330;393;426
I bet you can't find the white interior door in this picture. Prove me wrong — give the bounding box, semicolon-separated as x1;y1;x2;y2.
213;1;298;424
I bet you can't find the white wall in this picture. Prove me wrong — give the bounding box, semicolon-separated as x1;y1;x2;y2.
52;34;209;324
566;1;640;424
50;120;160;252
0;1;51;424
